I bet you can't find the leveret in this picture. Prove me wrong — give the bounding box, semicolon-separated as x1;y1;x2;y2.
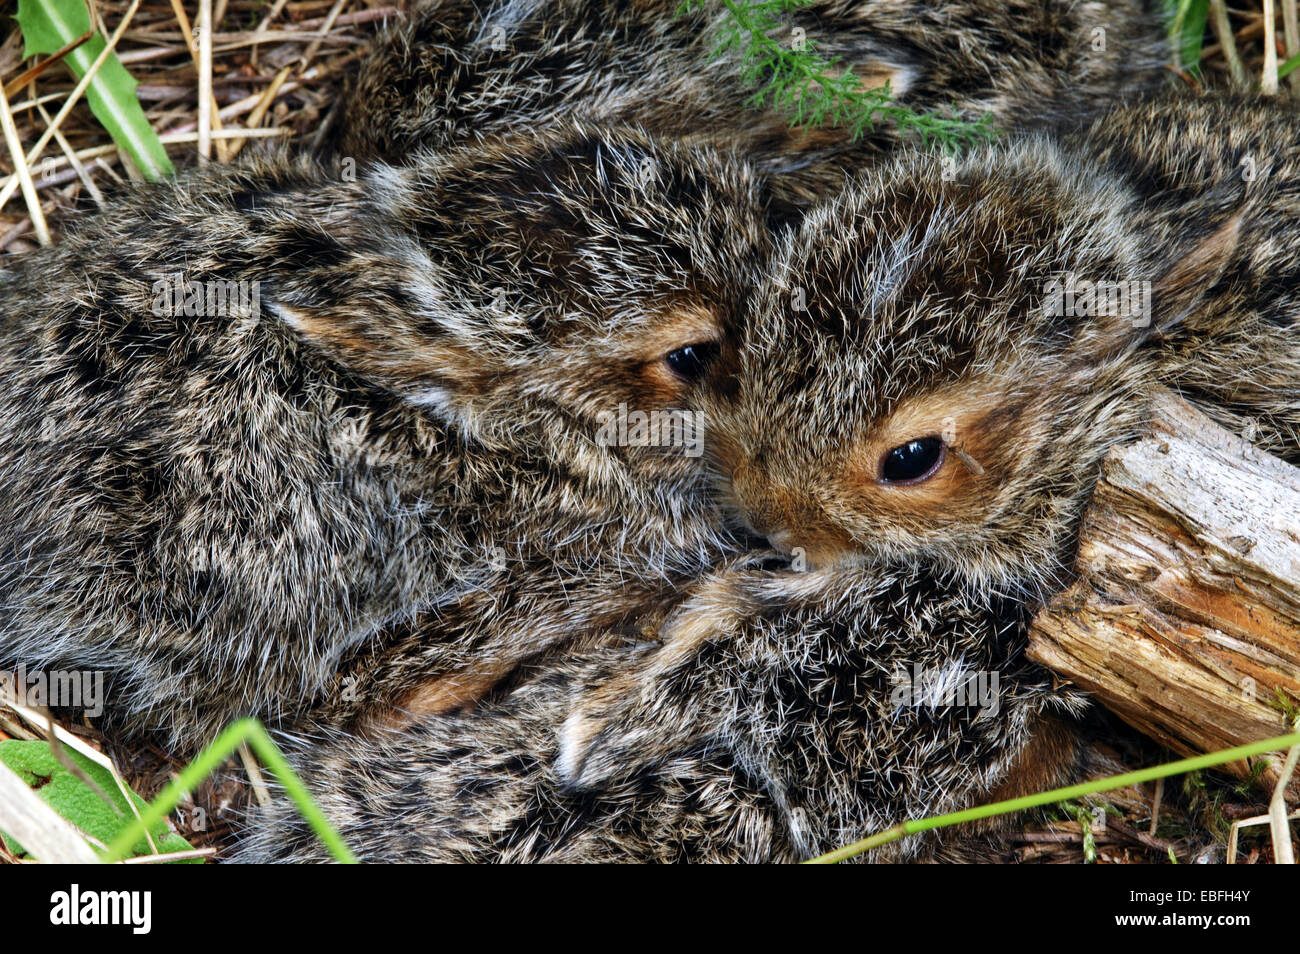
543;91;1300;857
324;0;1169;216
0;124;769;752
705;90;1299;592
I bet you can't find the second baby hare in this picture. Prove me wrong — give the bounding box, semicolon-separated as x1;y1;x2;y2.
0;123;769;751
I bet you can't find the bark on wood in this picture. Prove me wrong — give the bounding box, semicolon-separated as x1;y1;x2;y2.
1028;389;1300;796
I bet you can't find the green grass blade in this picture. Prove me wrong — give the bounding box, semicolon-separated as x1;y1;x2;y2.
1279;50;1300;80
806;729;1300;863
1164;0;1211;72
15;0;173;179
102;719;358;864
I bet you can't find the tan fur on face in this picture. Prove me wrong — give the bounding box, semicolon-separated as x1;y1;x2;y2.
841;376;1010;525
626;301;725;405
726;373;1040;567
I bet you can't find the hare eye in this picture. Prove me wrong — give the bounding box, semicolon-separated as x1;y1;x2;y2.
663;342;719;381
880;437;945;484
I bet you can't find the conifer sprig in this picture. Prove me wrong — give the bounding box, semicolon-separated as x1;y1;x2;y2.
681;0;995;151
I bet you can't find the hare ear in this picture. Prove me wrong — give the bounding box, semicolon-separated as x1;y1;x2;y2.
848;54;916;98
1072;213;1242;365
274;303;498;414
1152;213;1242;332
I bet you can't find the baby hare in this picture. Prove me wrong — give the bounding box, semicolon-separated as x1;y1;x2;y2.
327;0;1169;214
550;90;1300;861
709;90;1298;595
0;124;769;751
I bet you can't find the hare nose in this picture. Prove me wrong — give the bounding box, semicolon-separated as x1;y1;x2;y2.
739;501;786;539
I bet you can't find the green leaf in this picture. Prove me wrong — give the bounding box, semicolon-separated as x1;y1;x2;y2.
1164;0;1210;73
14;0;173;179
0;740;198;861
1280;50;1300;81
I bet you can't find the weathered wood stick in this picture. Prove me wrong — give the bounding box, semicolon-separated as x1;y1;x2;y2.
0;760;101;863
1028;389;1300;796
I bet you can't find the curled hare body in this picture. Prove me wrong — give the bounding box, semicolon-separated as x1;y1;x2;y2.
0;125;770;752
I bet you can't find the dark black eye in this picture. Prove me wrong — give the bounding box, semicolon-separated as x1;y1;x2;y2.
880;436;945;484
664;342;719;381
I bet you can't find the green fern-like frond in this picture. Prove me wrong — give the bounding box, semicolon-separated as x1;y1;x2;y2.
682;0;995;152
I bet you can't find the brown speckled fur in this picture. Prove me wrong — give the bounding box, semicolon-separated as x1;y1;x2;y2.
1066;92;1300;462
239;91;1300;864
325;0;1169;216
0;124;770;752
